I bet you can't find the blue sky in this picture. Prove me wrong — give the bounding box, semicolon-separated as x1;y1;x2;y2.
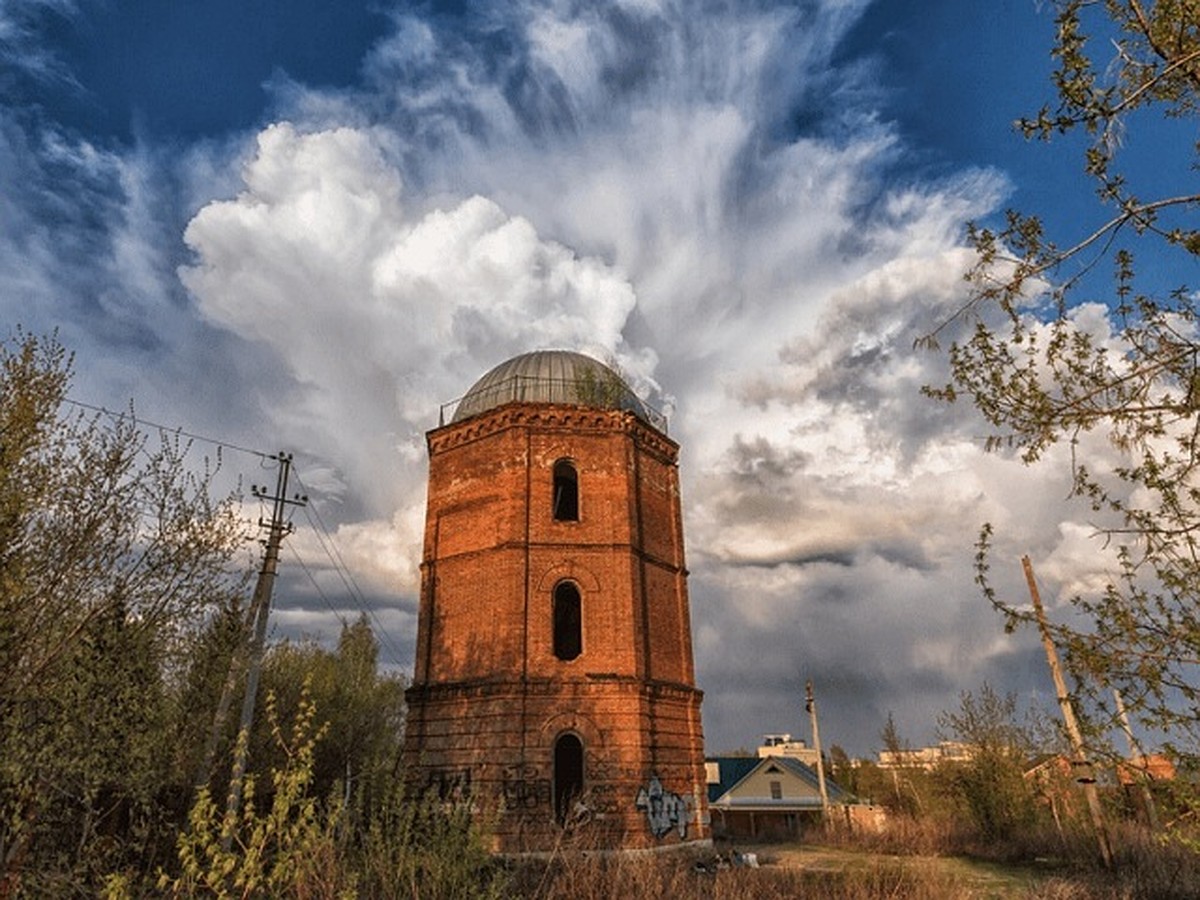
1;0;1185;756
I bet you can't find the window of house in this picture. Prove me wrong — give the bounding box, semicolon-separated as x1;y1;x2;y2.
553;582;582;660
553;733;585;824
552;459;579;521
769;780;783;800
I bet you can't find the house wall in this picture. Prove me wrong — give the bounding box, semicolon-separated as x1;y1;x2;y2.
733;765;822;802
711;809;809;842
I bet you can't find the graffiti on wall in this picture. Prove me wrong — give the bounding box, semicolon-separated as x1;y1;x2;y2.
634;775;691;839
501;763;552;810
424;767;472;801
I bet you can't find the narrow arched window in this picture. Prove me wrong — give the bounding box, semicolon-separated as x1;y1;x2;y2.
553;733;584;824
553;581;582;661
552;459;578;521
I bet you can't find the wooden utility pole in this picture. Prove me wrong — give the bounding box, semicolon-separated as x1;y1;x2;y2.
805;680;831;819
1113;688;1159;831
1022;555;1113;868
221;453;305;839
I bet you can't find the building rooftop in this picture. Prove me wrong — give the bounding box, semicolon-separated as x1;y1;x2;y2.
445;350;665;430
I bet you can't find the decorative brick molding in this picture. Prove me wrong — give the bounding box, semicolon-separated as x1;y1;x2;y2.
428;402;679;464
404;384;707;852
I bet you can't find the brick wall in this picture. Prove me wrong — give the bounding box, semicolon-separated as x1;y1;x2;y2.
403;402;709;851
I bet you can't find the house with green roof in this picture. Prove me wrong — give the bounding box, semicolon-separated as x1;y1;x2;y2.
706;754;852;840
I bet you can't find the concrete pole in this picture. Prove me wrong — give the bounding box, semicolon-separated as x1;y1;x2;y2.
222;453;303;845
806;680;831;820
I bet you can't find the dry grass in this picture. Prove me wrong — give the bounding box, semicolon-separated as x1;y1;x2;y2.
503;821;1200;900
508;848;988;900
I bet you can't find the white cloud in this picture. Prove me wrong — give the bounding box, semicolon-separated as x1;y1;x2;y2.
169;2;1118;751
0;0;1149;752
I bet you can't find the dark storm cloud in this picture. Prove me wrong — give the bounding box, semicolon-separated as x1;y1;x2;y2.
0;0;1132;756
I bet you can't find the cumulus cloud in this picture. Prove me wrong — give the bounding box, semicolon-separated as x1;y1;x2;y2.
0;0;1141;751
181;122;650;519
177;1;1052;751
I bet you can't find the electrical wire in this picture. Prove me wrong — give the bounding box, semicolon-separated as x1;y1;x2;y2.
292;467;408;665
284;539;353;631
63;393;407;664
63;397;273;460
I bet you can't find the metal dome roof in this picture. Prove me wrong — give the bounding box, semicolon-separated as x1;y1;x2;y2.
450;350;653;425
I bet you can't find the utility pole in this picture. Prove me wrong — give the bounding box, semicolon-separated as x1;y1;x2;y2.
221;452;306;841
805;680;831;821
195;624;248;790
1022;555;1113;868
1113;688;1159;831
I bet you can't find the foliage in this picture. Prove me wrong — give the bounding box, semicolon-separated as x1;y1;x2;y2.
509;849;979;900
352;784;507;900
157;686;350;897
872;713;926;817
0;332;248;699
0;330;500;897
924;1;1200;755
153;683;504;900
158;687;353;899
573;360;631;411
937;684;1040;843
880;712;907;758
828;745;859;796
0;330;249;893
177;593;251;792
250;616;407;809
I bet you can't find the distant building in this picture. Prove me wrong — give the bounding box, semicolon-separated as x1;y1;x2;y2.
757;733;821;767
1116;754;1176;786
706;755;851;840
877;741;973;770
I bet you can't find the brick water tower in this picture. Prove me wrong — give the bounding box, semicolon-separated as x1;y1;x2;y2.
402;350;709;852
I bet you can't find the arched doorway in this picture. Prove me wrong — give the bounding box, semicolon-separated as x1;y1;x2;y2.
553;733;584;824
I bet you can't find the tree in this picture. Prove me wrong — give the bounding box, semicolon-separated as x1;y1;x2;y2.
925;2;1200;757
253;615;406;810
157;683;505;900
879;711;907;760
937;685;1039;843
827;744;858;796
0;330;249;891
876;712;923;815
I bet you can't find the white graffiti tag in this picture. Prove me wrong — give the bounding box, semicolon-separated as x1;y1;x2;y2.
634;775;690;839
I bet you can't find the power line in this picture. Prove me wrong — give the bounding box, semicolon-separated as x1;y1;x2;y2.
64;394;407;665
63;397;272;460
285;539;353;630
292;468;407;666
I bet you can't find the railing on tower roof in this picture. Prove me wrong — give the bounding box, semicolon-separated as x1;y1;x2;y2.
438;373;668;433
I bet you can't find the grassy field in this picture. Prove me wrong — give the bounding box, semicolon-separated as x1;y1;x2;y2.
509;836;1200;899
744;843;1062;898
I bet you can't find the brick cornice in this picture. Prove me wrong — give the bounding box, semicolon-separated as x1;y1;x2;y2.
428;402;678;464
421;539;688;575
406;676;703;705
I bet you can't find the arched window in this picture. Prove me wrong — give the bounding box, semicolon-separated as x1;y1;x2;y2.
553;733;584;824
553;581;582;661
552;459;578;521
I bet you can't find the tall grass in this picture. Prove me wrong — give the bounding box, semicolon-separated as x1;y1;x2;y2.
508;851;975;900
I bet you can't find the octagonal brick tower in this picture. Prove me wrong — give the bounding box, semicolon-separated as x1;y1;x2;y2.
402;350;709;852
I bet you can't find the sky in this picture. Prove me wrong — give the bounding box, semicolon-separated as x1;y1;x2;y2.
1;0;1185;757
